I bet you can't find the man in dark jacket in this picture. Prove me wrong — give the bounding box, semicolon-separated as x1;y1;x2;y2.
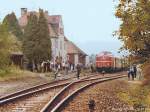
133;65;137;78
76;64;81;79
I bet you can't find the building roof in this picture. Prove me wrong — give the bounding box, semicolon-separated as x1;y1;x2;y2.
97;51;114;57
18;11;63;38
64;36;69;41
11;51;23;55
47;15;62;24
67;40;87;56
48;24;58;38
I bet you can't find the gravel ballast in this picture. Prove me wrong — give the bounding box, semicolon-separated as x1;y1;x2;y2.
62;78;131;112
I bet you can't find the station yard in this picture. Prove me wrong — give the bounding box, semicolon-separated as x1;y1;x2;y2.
0;71;150;112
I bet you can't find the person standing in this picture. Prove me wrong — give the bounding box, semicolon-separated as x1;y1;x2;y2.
64;62;69;75
41;61;44;72
133;65;137;78
54;67;59;79
90;64;94;73
102;70;105;76
47;60;51;72
70;63;73;71
73;63;75;71
62;61;65;70
28;61;33;72
129;66;134;80
43;61;47;72
76;64;81;79
127;67;131;80
137;64;142;80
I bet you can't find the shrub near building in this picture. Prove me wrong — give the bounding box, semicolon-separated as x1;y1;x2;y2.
0;23;21;76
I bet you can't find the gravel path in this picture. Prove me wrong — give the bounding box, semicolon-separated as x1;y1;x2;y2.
0;76;50;97
0;71;76;97
62;78;131;112
0;87;63;112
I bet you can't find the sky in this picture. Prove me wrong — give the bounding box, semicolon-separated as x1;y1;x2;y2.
0;0;122;56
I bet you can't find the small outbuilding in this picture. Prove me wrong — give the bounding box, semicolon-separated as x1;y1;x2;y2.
66;40;87;66
10;52;24;68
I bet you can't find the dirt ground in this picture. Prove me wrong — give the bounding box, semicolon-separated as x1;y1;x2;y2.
62;78;132;112
0;70;90;97
0;72;53;97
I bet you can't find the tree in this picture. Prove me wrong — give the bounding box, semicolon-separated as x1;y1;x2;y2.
115;0;150;83
3;12;23;41
23;9;51;66
0;24;10;68
36;9;51;63
0;23;21;69
23;13;39;63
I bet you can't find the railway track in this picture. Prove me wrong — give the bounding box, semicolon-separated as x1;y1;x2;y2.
0;78;71;104
40;74;126;112
0;73;112;112
0;73;97;104
0;73;125;112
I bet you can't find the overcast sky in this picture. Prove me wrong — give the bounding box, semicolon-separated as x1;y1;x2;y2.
0;0;122;56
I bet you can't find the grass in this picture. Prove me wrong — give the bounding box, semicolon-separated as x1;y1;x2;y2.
0;66;38;81
0;67;93;82
118;81;150;112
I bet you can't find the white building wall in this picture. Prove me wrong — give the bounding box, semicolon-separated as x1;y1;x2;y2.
51;36;67;64
58;35;67;63
51;38;55;62
64;41;67;62
74;54;78;66
85;56;90;67
50;17;67;64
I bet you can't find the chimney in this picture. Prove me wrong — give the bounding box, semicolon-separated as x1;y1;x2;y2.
21;8;27;16
45;10;49;16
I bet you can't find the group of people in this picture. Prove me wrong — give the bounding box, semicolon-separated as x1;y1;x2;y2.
40;60;82;79
41;60;52;72
128;64;142;80
40;61;76;73
54;63;82;79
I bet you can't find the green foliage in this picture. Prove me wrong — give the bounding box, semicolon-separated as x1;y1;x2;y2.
0;65;32;81
0;65;20;77
115;0;150;64
115;0;150;83
23;13;39;62
8;35;22;52
118;83;150;111
0;23;21;69
23;9;51;64
0;23;12;68
3;12;23;41
142;61;150;85
36;9;51;63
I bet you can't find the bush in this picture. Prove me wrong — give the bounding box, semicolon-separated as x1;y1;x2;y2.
118;84;150;111
142;61;150;85
0;65;23;78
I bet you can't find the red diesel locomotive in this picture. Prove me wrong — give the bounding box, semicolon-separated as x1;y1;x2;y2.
96;51;114;68
96;51;123;73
